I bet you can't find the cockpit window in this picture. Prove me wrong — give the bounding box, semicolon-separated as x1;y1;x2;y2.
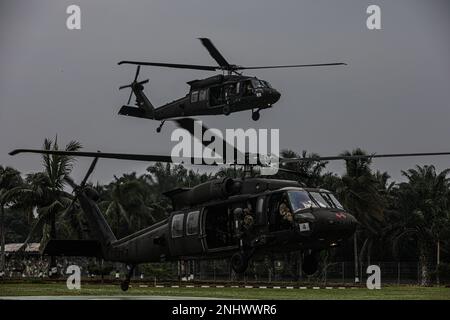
251;79;269;88
287;191;318;212
326;193;344;210
309;192;332;208
243;81;254;96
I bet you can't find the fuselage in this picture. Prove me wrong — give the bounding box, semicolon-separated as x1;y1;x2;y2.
153;75;281;120
103;179;357;264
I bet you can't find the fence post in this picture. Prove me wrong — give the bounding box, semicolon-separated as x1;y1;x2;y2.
397;262;400;285
342;262;345;283
359;262;363;285
417;262;420;285
353;233;359;283
437;240;440;286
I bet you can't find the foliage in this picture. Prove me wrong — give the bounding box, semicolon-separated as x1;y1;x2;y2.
2;144;450;285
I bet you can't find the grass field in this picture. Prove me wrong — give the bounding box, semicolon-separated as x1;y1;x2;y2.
1;282;450;299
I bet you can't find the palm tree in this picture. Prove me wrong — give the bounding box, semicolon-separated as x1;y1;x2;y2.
390;165;450;285
16;137;81;275
0;166;23;274
336;148;386;266
100;173;155;237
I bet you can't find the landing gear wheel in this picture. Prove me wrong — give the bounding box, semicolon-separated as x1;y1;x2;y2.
251;111;260;121
223;105;231;116
120;280;130;292
302;252;319;275
120;264;135;292
231;252;249;274
156;127;161;133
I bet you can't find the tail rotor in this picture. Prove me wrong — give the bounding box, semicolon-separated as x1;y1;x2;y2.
119;66;149;105
62;155;99;217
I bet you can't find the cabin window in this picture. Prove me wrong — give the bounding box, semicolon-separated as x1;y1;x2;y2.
186;211;200;235
171;213;184;238
209;86;223;106
199;89;207;101
205;204;234;248
191;91;199;103
255;196;267;225
225;84;237;97
256;197;264;214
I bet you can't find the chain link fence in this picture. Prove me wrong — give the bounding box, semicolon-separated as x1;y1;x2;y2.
1;254;445;286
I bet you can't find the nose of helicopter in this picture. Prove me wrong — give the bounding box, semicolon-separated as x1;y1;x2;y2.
259;88;281;105
269;89;281;104
310;210;358;240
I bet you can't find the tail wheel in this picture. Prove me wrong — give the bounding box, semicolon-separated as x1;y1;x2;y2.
231;252;249;274
120;280;130;292
251;111;260;121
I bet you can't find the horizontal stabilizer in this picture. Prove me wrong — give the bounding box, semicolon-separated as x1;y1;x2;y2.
118;105;152;119
43;240;102;257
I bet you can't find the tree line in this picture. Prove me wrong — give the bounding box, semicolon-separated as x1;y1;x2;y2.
1;138;450;285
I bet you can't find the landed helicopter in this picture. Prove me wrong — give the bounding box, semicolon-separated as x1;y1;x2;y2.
117;38;346;132
10;147;450;291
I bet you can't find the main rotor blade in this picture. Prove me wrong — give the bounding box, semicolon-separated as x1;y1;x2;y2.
173;118;245;162
63;176;77;189
134;65;141;82
60;196;77;220
80;156;99;188
198;38;230;68
126;89;133;105
237;62;347;70
9;149;214;165
280;151;450;164
118;61;218;71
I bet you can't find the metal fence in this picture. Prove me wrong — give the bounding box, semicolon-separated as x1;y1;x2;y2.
1;255;443;286
168;260;435;285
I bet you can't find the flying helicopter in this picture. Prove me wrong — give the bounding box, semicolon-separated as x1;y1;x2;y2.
10;147;450;291
117;38;346;132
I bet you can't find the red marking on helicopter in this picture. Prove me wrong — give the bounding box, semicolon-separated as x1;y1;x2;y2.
335;213;347;219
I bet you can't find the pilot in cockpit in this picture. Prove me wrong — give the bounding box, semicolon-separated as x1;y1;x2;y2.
279;197;293;223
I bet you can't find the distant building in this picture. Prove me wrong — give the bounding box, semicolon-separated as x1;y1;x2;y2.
4;243;40;256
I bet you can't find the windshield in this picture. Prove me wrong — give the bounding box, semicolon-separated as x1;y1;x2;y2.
251;79;269;88
309;192;332;208
287;191;318;211
326;193;344;210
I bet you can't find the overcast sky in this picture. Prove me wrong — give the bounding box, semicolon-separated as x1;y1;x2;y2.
1;0;449;184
